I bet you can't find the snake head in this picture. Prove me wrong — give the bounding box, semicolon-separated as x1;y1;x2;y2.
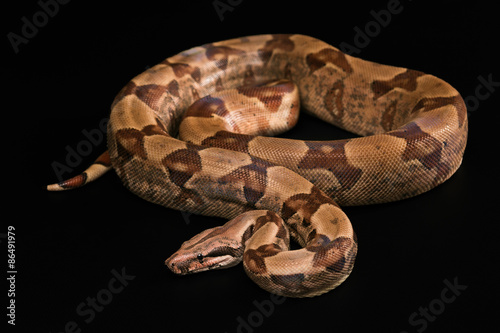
165;226;245;274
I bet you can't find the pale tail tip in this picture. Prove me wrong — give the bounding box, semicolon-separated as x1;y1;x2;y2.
47;183;65;191
46;173;88;191
47;150;111;192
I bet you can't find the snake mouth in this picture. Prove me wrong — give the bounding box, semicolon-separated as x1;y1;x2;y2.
165;254;238;275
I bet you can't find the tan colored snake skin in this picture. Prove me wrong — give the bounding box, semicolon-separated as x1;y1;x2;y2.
47;34;467;297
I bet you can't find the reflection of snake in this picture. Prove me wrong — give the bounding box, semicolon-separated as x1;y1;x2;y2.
47;34;467;297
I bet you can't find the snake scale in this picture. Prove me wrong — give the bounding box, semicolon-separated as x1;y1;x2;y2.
47;34;468;297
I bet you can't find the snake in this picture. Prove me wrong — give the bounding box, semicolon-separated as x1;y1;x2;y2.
47;34;468;297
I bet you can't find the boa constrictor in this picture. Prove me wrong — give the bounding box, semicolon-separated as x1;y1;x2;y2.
47;34;468;297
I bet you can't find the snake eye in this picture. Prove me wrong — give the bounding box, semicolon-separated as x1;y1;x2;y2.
197;253;204;263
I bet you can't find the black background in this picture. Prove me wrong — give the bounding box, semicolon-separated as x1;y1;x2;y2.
4;0;499;332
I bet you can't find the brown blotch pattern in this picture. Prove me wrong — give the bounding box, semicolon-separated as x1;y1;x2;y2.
135;84;167;111
387;122;443;170
143;118;169;136
201;131;253;154
241;224;255;244
281;187;336;227
243;65;256;86
173;190;205;209
244;243;282;274
190;86;201;101
270;273;306;290
306;229;319;244
185;142;208;153
162;59;201;82
305;233;331;251
185;96;231;120
255;211;280;229
219;156;272;206
132;81;180;112
236;81;295;113
431;162;453;187
371;69;425;99
255;211;288;240
324;80;345;119
111;80;137;109
381;100;398;131
162;148;202;188
411;95;467;128
113;137;136;180
257;34;295;64
308;236;354;272
115;128;148;160
306;48;353;74
298;140;362;193
162;148;205;207
203;44;246;70
167;80;180;98
215;77;224;91
283;62;293;80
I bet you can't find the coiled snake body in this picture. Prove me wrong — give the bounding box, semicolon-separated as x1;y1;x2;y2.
48;34;467;297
